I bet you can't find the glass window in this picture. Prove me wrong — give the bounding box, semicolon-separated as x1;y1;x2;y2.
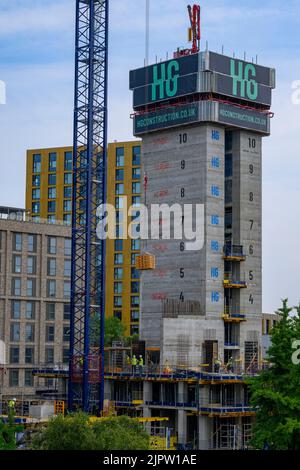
48;173;56;185
114;282;122;294
11;300;21;319
131;310;139;322
132;168;141;180
11;278;21;296
32;202;40;214
132;146;141;166
46;325;55;342
12;255;22;273
225;154;233;177
13;233;22;251
114;311;122;320
33;153;41;173
225;179;232;204
132;196;141;207
48;215;56;224
114;239;123;251
64;303;70;320
46;303;55;321
27;256;36;275
114;268;123;280
115;183;124;195
27;279;36;296
131;239;140;251
64;260;71;277
115;197;124;209
28;234;37;253
26;301;35;319
64;173;72;184
116;169;124;181
115;225;123;238
64;281;71;298
131;253;138;265
47;280;56;298
25;323;35;342
64;151;72;171
63;326;70;342
132;182;141;194
64;239;72;256
116;147;124;167
114;253;123;265
32;174;40;187
10;347;19;364
63;348;69;364
114;296;122;307
47;237;57;254
48;152;57;171
32;188;40;200
48;187;56;199
131;296;139;307
25;347;34;364
115;211;123;224
48;201;56;213
45;348;54;364
64;200;72;212
131;267;140;279
25;370;34;387
10;323;20;342
64;186;72;198
130;325;139;336
47;258;56;276
63;214;71;225
9;369;19;387
131;281;139;293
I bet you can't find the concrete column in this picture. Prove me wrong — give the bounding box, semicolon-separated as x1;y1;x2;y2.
177;409;187;445
177;381;186;403
143;381;152;402
198;415;213;450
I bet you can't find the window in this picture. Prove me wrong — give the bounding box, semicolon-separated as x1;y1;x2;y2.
12;255;22;273
64;200;72;212
64;173;72;184
225;208;232;231
46;325;55;342
25;370;34;387
10;323;20;342
48;187;56;199
48;152;57;171
116;169;124;181
131;239;140;251
63;214;71;225
132;168;141;179
32;188;40;200
114;253;123;265
64;281;71;298
131;268;140;279
64;186;72;198
131;281;139;293
64;151;72;170
32;175;40;187
132;196;141;207
25;347;34;364
47;237;57;254
114;268;123;280
48;173;56;185
11;278;21;296
11;301;21;319
64;239;72;256
114;282;122;294
63;326;70;342
131;253;138;265
115;226;123;238
13;233;22;251
27;278;36;297
48;215;56;224
116;147;124;167
25;324;35;342
132;182;141;194
64;303;70;320
27;256;36;275
64;260;71;277
33;153;41;173
132;146;141;166
32;202;40;214
225;180;232;204
28;234;37;253
131;310;139;322
115;183;124;195
47;258;56;276
114;311;122;320
130;325;139;336
10;347;20;364
45;348;54;364
115;197;124;209
131;296;139;307
114;296;122;307
48;201;56;213
46;303;55;320
114;239;123;251
9;370;19;387
63;348;69;364
26;301;35;319
225;154;233;177
47;280;56;298
115;211;123;224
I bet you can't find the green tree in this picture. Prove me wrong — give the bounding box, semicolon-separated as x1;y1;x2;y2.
0;408;24;450
248;300;300;450
31;412;149;450
104;316;126;346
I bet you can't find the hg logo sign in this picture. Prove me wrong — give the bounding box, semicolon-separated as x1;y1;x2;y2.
151;60;180;101
230;60;258;101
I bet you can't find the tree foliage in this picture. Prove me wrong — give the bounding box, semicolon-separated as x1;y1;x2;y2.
248;300;300;450
0;409;24;450
31;412;150;450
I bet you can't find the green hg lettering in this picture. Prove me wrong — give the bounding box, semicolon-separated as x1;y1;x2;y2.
151;60;179;101
230;60;258;101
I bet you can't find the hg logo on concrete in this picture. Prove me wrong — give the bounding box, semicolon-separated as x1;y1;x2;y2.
0;80;6;105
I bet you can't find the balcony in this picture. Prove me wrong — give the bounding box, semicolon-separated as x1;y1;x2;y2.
223;273;247;289
223;245;246;262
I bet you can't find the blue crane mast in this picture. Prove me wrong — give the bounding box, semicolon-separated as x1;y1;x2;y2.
68;0;109;415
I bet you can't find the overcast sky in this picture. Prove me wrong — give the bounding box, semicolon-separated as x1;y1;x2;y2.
0;0;299;313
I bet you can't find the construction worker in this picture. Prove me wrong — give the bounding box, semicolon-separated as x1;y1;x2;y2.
126;354;131;371
131;354;137;374
138;355;144;375
226;356;234;373
214;356;222;373
8;397;16;412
